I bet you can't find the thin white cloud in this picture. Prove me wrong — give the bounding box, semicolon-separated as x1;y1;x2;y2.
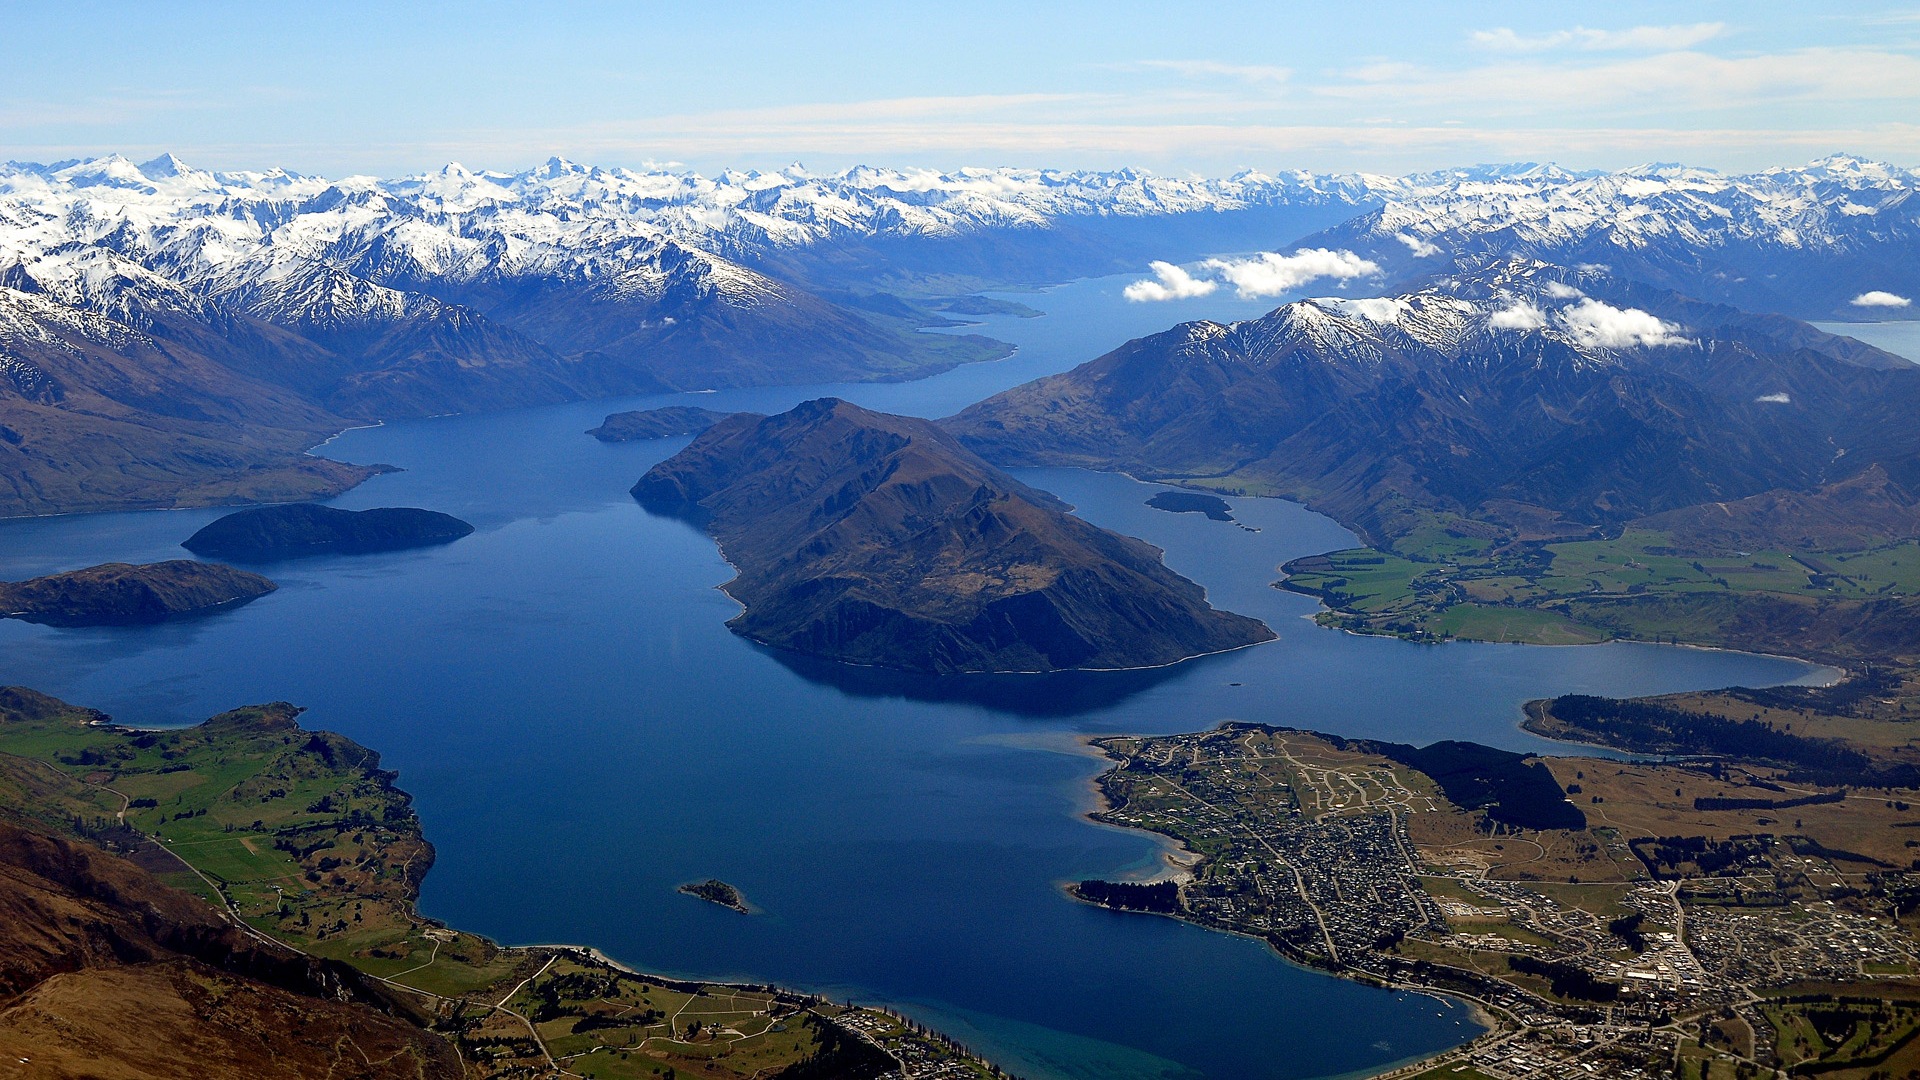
1555;298;1690;348
128;122;1920;183
1471;23;1726;53
1129;60;1293;85
1123;261;1218;302
1543;281;1585;299
1395;232;1441;257
1317;48;1920;113
1852;290;1913;307
1201;248;1379;299
1756;392;1793;403
1489;299;1548;329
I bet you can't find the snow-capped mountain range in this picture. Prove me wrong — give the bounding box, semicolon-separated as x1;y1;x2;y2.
1309;155;1920;317
0;150;1914;518
5;152;1914;326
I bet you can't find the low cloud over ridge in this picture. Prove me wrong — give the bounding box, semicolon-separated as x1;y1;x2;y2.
1125;248;1379;302
1555;298;1689;348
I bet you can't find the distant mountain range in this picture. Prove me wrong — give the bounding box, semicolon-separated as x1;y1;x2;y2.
1309;156;1920;320
948;259;1920;548
1;152;1914;517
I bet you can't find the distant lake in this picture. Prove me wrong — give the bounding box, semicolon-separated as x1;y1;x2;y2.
1815;319;1920;364
0;274;1825;1080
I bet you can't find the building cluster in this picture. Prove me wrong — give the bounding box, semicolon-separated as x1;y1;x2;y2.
828;1008;1001;1080
1094;727;1920;1078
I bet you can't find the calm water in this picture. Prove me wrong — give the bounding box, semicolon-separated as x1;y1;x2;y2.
0;275;1826;1080
1814;320;1920;364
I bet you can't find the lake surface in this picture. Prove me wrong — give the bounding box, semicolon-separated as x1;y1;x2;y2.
0;274;1826;1080
1815;319;1920;364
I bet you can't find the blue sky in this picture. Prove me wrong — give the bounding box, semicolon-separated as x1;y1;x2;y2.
5;1;1919;176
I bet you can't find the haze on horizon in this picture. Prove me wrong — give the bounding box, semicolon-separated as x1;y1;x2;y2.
7;0;1920;178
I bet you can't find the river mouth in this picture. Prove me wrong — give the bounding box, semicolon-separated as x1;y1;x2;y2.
0;273;1825;1080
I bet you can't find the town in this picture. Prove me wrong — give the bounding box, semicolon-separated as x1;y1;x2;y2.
1084;724;1920;1079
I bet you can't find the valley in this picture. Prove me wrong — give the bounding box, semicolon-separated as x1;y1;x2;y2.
1;147;1917;1079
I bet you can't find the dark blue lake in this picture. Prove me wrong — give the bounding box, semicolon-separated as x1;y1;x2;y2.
0;274;1825;1080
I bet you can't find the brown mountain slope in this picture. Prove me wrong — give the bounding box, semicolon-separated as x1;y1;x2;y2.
0;288;379;518
1632;465;1920;552
632;397;1272;673
0;822;461;1080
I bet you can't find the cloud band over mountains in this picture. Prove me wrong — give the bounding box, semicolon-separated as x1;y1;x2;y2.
1125;248;1380;302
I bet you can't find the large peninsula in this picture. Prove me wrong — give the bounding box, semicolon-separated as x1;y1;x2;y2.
632;397;1273;673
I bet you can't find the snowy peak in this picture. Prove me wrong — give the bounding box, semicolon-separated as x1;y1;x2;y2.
1209;260;1696;375
137;153;194;179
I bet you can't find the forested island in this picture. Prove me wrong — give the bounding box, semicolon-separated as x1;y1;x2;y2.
679;878;751;912
182;504;474;560
588;405;735;441
0;560;276;625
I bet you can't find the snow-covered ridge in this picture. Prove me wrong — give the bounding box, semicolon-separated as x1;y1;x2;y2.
0;152;1913;346
0;153;1384;270
8;153;1912;271
1347;154;1920;262
1180;262;1695;371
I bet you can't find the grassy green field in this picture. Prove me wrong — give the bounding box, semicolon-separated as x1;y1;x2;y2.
0;689;526;997
1280;524;1920;647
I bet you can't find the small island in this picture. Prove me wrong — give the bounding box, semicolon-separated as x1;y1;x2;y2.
930;294;1044;319
678;878;751;913
1146;490;1236;522
182;504;474;561
0;560;277;626
587;406;736;442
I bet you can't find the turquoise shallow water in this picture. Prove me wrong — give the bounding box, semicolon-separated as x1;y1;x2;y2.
0;275;1825;1080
